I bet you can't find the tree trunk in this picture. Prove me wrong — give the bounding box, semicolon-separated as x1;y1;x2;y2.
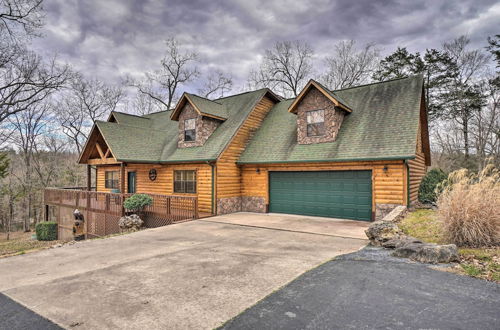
24;193;32;232
7;199;13;241
463;113;469;159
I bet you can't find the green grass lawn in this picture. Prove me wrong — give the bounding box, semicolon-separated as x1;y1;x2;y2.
399;209;445;244
399;209;499;282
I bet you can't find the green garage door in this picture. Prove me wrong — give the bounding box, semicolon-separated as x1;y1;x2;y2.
269;171;372;221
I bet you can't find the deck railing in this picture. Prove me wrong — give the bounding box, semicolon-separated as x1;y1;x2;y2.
44;188;199;239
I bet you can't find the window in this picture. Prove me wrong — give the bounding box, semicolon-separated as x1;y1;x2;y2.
105;171;119;189
174;170;196;193
306;109;325;136
184;118;196;142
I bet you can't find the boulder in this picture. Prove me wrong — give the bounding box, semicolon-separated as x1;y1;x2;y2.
393;243;459;264
381;236;423;249
118;214;144;231
365;221;403;246
382;205;407;222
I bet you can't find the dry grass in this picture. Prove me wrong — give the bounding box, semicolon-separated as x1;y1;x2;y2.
437;165;500;247
399;209;500;282
0;231;61;257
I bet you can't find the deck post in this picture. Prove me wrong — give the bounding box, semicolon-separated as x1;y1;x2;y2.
85;190;90;239
87;165;91;191
121;194;125;217
194;198;199;219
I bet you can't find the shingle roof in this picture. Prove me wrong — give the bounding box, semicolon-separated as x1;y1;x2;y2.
88;76;423;165
92;88;272;163
186;93;229;119
238;75;424;164
314;80;353;111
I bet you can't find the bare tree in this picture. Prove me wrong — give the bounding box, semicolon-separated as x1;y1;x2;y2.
0;1;70;134
57;73;124;153
198;70;233;99
129;85;162;115
0;51;70;127
1;162;23;239
130;37;199;111
471;76;500;168
7;100;49;231
0;0;43;40
321;40;379;90
249;40;314;98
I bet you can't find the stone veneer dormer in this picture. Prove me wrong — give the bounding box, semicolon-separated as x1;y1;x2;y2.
295;87;345;145
177;101;221;148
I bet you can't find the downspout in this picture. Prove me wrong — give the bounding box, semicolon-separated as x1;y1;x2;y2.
207;161;216;215
405;159;410;206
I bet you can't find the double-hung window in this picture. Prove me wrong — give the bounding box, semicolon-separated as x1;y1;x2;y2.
306;109;325;136
184;118;196;142
105;171;119;189
174;170;196;193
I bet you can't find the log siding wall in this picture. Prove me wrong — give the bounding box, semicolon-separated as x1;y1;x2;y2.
408;123;427;203
216;95;276;213
96;163;213;214
241;160;408;213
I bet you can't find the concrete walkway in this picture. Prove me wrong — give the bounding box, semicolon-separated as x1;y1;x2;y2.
202;212;370;240
0;214;366;329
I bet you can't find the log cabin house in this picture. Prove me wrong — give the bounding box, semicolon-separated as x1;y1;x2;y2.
78;75;430;221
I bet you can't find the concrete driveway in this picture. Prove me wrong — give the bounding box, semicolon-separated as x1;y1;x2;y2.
0;213;367;329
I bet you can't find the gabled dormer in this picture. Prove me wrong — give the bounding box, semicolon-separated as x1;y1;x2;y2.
288;80;352;145
171;93;228;148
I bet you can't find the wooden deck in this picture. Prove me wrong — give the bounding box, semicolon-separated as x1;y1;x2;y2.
44;188;205;240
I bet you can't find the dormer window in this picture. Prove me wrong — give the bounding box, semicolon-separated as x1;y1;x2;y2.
307;109;325;137
184;118;196;142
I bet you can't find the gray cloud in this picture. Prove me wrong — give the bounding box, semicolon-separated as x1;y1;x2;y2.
32;0;500;92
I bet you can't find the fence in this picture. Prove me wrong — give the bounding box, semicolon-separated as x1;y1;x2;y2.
44;188;199;239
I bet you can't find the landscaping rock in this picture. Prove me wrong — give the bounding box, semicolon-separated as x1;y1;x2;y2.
393;243;459;264
118;214;144;231
381;236;423;249
365;221;403;246
382;205;407;222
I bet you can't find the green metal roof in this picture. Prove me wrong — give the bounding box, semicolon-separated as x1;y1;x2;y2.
238;75;424;164
95;88;271;163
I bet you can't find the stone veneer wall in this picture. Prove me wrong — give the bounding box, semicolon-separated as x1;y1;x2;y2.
178;102;221;148
217;196;242;215
375;203;401;220
296;88;345;145
241;196;266;213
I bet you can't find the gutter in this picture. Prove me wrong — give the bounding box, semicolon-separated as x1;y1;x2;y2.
405;159;410;206
116;158;217;164
237;155;416;165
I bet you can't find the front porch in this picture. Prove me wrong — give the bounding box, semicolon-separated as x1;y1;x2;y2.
44;188;209;240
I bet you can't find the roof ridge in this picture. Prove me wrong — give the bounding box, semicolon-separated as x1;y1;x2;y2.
144;109;171;116
111;111;150;120
214;87;269;101
97;120;166;133
186;93;224;105
332;75;421;92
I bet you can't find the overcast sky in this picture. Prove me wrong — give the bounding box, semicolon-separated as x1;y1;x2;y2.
32;0;500;92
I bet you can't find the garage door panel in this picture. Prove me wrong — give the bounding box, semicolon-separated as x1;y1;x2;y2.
269;171;372;221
